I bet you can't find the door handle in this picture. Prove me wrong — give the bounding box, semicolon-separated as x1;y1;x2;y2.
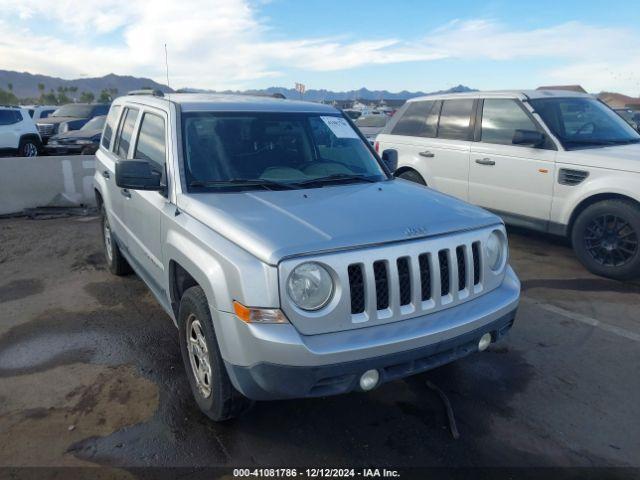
121;188;131;198
475;158;495;166
102;170;110;179
419;151;435;158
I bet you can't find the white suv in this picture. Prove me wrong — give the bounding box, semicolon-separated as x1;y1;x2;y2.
0;106;42;157
376;90;640;280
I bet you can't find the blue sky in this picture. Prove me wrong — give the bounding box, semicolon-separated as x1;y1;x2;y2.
1;0;639;94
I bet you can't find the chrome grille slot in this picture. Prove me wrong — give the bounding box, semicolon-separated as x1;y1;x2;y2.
438;250;450;297
418;253;431;301
373;260;389;310
472;242;481;285
456;246;466;291
347;264;365;314
397;257;411;306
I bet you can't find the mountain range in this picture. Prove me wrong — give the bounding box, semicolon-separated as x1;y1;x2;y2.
0;69;475;102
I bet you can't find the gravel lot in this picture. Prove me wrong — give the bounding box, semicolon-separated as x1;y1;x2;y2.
0;215;639;469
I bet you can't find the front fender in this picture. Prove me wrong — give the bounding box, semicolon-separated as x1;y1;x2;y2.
164;211;280;315
551;168;640;227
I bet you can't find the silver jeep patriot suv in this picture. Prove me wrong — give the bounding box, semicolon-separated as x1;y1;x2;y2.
94;91;520;421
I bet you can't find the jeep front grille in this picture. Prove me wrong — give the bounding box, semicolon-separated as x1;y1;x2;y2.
347;241;483;315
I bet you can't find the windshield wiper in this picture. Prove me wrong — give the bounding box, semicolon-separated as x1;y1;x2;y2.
189;178;296;190
295;173;379;187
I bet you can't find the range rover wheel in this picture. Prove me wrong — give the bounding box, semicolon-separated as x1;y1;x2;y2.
396;169;426;185
178;286;253;422
101;205;132;276
571;200;640;280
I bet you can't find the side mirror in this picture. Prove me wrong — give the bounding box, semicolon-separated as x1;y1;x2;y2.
381;149;398;172
512;129;546;147
115;160;162;190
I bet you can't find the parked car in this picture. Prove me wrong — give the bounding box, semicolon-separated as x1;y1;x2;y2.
36;103;109;144
376;90;640;280
45;115;106;155
0;106;42;157
355;114;389;144
23;105;58;121
95;91;520;421
614;108;640;132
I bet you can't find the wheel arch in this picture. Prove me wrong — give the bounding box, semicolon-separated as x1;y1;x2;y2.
568;193;640;237
169;259;201;319
395;166;426;184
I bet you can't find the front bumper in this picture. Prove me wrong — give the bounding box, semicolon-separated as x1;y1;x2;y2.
44;144;84;155
216;266;520;400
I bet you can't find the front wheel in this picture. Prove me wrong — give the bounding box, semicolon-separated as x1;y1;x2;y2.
18;138;40;157
178;286;253;422
571;200;640;280
101;205;132;276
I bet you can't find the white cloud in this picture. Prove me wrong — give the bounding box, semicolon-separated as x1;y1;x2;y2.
0;1;639;93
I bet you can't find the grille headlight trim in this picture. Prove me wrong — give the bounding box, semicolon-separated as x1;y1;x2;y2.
286;262;334;311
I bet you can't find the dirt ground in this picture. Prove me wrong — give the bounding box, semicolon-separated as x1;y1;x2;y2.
0;215;638;471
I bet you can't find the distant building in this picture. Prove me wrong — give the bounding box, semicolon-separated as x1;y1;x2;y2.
537;85;588;93
598;92;640;110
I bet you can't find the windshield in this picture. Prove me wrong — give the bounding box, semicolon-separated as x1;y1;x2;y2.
529;97;640;150
52;105;94;117
81;115;106;131
182;112;387;191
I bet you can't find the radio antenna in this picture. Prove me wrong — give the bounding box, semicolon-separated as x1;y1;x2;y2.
164;43;171;98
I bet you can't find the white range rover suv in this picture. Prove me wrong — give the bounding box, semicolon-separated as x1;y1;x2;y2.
0;106;42;157
376;90;640;280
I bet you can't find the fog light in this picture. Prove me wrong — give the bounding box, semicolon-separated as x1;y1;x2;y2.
478;333;492;351
359;369;380;391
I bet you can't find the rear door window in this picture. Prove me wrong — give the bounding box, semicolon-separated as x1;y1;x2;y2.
0;110;20;125
101;105;122;149
391;100;439;137
481;99;539;145
114;107;139;159
437;99;474;140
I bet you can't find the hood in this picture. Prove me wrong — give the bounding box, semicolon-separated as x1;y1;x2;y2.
178;180;500;265
51;129;101;141
37;116;83;125
562;143;640;173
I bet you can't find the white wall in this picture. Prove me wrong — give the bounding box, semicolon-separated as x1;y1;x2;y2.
0;155;96;215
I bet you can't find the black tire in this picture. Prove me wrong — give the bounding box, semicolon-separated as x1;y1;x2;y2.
178;286;253;421
18;137;40;157
571;199;640;280
101;205;132;276
396;169;426;185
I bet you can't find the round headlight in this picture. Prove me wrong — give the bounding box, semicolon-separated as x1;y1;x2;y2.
485;231;505;271
287;262;334;311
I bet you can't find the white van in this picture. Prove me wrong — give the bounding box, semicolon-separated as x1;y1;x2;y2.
376;90;640;280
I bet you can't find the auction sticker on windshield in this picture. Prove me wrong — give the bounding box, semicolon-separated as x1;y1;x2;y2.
320;116;360;139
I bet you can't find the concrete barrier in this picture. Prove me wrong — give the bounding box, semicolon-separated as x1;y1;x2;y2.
0;155;96;215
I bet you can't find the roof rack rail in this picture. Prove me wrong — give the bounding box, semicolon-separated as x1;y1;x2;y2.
127;89;165;97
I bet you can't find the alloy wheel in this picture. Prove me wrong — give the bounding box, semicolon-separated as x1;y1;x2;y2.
584;214;638;267
186;314;212;398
